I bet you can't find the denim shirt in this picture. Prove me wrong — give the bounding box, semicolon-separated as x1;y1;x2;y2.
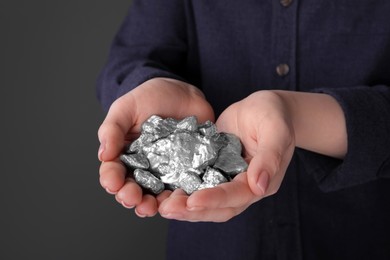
97;1;390;259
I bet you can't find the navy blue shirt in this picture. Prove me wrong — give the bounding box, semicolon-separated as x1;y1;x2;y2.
97;1;390;259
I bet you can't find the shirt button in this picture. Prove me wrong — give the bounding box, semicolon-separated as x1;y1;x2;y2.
276;63;290;76
280;0;292;7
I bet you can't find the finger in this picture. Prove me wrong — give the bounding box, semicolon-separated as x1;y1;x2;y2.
160;190;246;222
158;189;188;219
246;153;274;196
99;160;127;194
156;190;173;207
115;178;143;208
97;96;138;162
186;207;244;222
186;172;256;210
169;207;243;222
247;120;294;196
134;194;158;217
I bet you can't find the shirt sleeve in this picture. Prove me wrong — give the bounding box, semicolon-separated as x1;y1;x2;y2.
96;0;188;112
297;85;390;192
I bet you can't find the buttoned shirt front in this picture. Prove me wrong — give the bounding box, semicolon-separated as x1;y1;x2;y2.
97;1;390;259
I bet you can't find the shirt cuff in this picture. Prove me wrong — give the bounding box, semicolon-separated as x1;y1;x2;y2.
118;65;186;100
297;85;390;192
97;62;186;112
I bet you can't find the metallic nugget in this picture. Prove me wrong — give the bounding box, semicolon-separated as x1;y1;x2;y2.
133;169;165;194
120;115;248;195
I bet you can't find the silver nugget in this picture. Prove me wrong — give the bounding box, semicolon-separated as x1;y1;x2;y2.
121;115;248;195
133;169;165;194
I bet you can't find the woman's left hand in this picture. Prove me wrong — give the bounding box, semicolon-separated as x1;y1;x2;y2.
158;91;296;222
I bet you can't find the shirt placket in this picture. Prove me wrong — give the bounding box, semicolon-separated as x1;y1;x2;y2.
270;0;298;91
270;1;302;260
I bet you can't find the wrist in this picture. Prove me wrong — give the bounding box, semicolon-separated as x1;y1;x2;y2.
273;90;347;159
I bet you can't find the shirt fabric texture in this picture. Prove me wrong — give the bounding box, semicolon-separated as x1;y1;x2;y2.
97;1;390;259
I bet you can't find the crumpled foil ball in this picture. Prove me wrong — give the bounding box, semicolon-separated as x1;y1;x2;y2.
120;115;248;195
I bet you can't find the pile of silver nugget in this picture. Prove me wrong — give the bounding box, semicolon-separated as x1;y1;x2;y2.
120;115;248;195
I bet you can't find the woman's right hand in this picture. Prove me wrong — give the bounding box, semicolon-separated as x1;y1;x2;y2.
97;78;214;217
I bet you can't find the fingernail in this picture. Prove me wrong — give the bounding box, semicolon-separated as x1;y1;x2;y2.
105;187;117;195
98;141;105;161
121;201;135;209
257;171;270;195
135;208;146;218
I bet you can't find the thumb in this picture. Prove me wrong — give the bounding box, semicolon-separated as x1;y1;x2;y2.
246;123;294;197
247;144;294;197
246;150;276;197
97;99;137;161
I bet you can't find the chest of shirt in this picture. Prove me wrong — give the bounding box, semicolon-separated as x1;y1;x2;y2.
184;0;390;95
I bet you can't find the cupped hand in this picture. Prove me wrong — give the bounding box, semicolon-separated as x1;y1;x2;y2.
158;91;296;222
97;78;214;217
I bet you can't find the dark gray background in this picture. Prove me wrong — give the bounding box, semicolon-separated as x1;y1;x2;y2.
0;1;168;259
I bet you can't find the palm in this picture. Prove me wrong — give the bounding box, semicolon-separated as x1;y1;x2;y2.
156;91;296;222
98;78;214;218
